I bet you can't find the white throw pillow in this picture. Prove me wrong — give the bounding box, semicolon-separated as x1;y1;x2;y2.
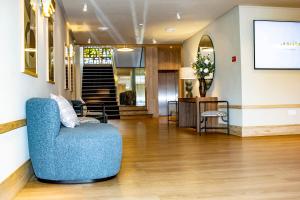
50;94;80;128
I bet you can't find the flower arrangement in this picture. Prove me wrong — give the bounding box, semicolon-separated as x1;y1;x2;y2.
192;53;215;80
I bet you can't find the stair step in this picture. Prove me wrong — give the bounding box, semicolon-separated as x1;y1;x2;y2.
82;77;115;81
84;64;112;67
119;106;147;111
83;71;113;73
82;85;116;88
85;102;118;106
82;88;116;92
82;92;116;97
83;97;117;101
83;77;114;79
120;110;149;115
85;100;118;103
82;80;115;83
83;71;113;74
83;74;114;77
83;69;113;72
86;104;119;107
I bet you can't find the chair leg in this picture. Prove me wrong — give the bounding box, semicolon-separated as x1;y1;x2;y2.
227;119;230;135
204;118;207;134
167;102;170;126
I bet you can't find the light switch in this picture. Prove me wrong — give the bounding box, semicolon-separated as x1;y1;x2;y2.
288;110;297;116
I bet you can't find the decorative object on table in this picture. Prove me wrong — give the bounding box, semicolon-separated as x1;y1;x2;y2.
192;35;215;97
179;67;196;98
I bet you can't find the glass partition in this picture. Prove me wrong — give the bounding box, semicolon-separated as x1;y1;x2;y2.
116;67;145;106
114;47;145;106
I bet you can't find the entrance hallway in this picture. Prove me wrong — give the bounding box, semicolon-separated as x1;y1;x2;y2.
16;118;300;200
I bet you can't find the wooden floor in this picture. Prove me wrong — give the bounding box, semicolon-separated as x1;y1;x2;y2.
16;118;300;200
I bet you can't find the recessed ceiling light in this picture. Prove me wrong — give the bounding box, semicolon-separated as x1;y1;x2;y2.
117;47;134;52
152;38;157;44
165;27;176;33
98;26;109;31
83;3;87;12
176;12;181;20
139;23;144;26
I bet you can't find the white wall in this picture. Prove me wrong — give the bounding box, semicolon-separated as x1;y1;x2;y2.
183;7;243;126
239;6;300;126
183;5;300;131
0;0;71;183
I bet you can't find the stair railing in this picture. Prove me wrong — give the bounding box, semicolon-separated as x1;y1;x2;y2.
111;51;119;104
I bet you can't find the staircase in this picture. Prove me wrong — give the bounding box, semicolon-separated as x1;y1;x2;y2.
119;106;153;119
82;64;120;119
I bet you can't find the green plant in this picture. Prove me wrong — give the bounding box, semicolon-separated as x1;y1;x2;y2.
192;54;215;79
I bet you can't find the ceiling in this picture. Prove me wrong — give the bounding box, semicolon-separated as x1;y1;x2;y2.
60;0;300;44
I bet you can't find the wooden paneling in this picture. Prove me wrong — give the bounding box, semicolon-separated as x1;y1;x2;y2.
0;161;33;200
145;47;159;117
178;98;198;128
0;119;26;134
158;46;181;70
158;71;179;116
178;97;218;132
16;118;300;200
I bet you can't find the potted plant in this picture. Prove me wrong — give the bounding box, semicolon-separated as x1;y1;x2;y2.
192;53;215;97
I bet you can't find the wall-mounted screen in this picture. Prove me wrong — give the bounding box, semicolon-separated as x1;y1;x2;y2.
254;20;300;70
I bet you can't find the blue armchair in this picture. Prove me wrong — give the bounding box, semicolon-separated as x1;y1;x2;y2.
26;98;122;183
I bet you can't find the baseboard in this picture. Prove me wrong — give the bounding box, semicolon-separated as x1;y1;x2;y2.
230;124;300;137
229;125;242;137
0;160;33;200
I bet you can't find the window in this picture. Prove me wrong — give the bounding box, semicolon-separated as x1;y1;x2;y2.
48;15;55;83
23;0;38;77
83;47;113;65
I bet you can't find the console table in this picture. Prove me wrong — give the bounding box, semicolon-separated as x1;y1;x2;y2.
178;97;218;132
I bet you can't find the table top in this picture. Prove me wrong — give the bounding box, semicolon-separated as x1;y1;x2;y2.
178;97;218;103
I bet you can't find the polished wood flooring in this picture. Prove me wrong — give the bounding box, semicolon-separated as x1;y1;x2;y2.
16;118;300;200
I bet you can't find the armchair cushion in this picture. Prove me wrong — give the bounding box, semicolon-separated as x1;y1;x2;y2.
51;94;80;128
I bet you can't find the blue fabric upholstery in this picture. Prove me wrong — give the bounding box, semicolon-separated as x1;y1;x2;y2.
26;98;122;182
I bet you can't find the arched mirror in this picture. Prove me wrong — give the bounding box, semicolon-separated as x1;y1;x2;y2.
196;35;215;95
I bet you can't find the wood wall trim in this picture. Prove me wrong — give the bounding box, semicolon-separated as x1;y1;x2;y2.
230;124;300;137
0;119;27;135
224;104;300;109
0;160;33;200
